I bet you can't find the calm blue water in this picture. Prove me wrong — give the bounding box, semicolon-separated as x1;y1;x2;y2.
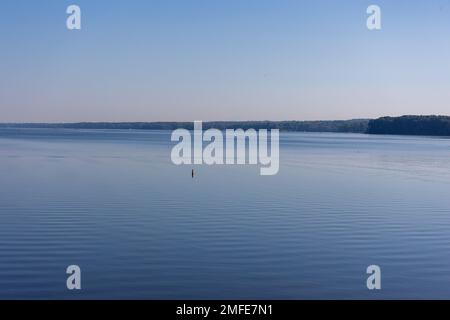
1;128;450;299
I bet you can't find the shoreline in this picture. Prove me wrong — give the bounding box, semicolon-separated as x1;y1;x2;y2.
2;115;450;137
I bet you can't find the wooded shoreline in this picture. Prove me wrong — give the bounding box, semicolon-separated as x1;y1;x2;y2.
2;116;450;136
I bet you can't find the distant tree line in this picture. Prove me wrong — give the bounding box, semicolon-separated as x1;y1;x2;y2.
0;120;370;133
3;116;450;136
366;115;450;136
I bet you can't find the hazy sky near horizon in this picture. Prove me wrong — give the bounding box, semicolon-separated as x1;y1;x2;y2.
1;0;450;122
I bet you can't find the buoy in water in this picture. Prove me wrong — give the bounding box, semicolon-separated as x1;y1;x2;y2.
192;169;194;178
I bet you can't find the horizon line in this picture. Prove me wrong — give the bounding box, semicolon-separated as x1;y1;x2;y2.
1;114;450;125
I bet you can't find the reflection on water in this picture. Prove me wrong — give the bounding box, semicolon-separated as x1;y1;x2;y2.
1;128;450;299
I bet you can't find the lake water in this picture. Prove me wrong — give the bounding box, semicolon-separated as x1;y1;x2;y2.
1;128;450;299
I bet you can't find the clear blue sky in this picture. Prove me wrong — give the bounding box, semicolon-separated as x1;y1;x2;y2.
1;0;450;122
